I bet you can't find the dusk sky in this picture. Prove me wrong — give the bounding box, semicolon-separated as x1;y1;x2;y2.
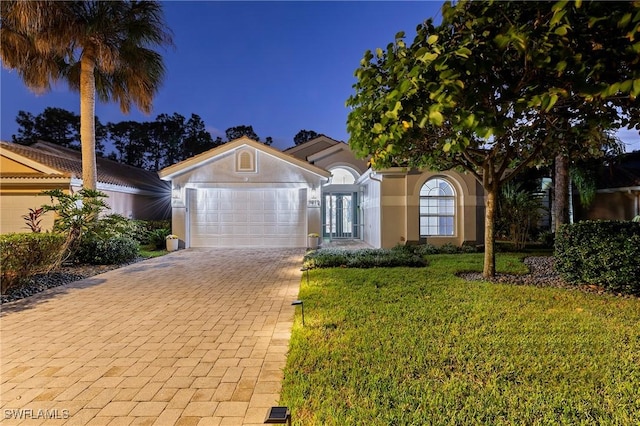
1;1;638;153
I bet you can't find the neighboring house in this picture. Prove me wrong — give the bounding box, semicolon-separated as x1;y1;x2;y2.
573;150;640;221
159;135;485;249
0;140;170;234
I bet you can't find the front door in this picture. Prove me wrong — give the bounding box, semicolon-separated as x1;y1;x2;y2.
323;192;359;239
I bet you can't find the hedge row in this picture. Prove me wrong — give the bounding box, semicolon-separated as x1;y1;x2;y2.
0;233;66;294
555;221;640;295
303;248;427;269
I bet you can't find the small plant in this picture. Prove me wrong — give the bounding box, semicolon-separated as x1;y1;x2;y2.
22;207;45;233
165;234;179;240
633;215;640;222
308;233;320;238
148;228;171;249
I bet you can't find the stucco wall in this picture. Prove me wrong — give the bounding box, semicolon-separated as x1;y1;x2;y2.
167;146;326;248
1;156;41;173
573;191;640;221
375;169;484;248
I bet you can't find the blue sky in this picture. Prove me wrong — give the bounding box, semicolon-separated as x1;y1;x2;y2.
1;1;638;152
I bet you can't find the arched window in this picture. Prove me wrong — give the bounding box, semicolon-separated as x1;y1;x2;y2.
329;167;356;184
420;178;455;236
236;149;255;172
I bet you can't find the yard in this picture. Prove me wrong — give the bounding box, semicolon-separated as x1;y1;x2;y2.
281;253;640;425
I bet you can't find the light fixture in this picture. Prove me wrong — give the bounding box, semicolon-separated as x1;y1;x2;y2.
291;300;304;326
264;406;291;425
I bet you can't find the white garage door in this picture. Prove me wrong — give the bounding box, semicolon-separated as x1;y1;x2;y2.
189;188;307;247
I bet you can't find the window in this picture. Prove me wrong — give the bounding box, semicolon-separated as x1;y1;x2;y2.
329;167;356;184
236;149;256;172
420;178;455;236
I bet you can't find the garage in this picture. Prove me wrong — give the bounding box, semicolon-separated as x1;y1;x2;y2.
189;188;307;248
159;137;330;249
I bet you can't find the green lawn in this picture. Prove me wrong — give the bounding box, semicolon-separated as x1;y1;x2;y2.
281;253;640;425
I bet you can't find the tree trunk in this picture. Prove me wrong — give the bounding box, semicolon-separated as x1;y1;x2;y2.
80;53;97;190
554;153;569;233
483;186;498;278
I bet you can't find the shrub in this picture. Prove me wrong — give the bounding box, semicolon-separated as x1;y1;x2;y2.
304;248;426;269
132;219;172;245
74;236;139;265
147;228;171;249
414;243;440;255
0;233;66;294
555;221;640;294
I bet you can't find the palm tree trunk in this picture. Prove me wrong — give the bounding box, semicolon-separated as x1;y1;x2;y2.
483;186;497;278
80;53;97;190
554;153;569;233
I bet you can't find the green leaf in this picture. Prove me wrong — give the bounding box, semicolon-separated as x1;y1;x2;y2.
373;123;384;134
555;26;568;36
545;94;559;112
463;113;476;128
376;48;384;58
427;34;439;45
555;60;567;74
455;47;472;58
443;142;451;153
619;13;632;28
632;79;640;97
429;110;444;126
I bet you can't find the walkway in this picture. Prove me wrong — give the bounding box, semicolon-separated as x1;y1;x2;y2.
1;248;304;425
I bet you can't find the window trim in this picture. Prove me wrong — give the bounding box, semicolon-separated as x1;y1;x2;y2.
235;148;257;173
419;177;456;237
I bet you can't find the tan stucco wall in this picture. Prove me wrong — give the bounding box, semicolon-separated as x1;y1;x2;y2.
376;170;484;248
1;156;41;173
574;191;640;221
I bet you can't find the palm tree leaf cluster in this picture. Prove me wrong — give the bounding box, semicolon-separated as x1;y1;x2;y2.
1;0;173;189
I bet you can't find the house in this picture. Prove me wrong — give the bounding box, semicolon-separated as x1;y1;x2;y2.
0;140;170;234
159;135;485;249
573;150;640;221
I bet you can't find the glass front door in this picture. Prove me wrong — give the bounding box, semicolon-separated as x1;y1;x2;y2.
323;192;358;239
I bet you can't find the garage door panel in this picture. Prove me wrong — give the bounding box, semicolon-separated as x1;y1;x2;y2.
190;188;306;248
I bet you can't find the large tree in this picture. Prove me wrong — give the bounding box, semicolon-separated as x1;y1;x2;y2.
12;107;106;154
225;125;273;145
294;129;320;145
346;1;640;277
1;1;172;189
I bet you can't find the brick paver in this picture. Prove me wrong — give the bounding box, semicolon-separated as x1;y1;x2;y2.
1;249;303;425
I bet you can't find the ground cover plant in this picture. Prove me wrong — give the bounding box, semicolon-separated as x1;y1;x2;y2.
281;253;640;425
303;247;426;269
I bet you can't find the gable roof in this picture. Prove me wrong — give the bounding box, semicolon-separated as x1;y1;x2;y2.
283;135;343;161
158;136;331;179
0;140;167;192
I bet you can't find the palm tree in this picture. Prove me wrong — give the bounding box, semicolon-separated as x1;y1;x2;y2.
1;1;172;189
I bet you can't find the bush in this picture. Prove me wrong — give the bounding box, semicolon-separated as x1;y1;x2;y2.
0;233;66;294
147;228;171;249
304;248;426;269
132;219;172;245
555;221;640;294
74;236;139;265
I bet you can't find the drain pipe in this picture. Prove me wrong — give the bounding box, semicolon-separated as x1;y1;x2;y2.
368;172;383;247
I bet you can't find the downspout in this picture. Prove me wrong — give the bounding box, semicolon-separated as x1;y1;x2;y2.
369;172;383;248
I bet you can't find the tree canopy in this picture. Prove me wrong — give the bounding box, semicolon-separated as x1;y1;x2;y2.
294;129;320;145
346;0;640;277
0;1;173;189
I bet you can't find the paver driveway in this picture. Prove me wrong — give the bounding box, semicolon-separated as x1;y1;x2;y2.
1;248;304;425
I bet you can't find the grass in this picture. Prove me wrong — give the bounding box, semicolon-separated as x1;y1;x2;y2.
281;253;640;425
138;244;169;259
